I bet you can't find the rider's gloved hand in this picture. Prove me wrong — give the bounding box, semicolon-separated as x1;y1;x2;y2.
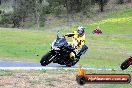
65;33;75;37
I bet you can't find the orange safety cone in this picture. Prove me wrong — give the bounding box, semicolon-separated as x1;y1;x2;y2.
78;65;86;76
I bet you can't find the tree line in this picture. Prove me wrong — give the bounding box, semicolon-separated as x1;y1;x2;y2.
0;0;131;30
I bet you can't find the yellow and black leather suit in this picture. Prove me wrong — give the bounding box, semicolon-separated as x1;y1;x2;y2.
65;31;87;60
65;31;85;50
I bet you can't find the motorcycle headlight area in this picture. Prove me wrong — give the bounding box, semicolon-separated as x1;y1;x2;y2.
51;40;60;50
52;46;60;50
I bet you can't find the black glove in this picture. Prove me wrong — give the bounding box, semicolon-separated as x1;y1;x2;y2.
65;33;75;37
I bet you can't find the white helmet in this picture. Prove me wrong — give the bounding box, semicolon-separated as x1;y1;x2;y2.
77;26;85;36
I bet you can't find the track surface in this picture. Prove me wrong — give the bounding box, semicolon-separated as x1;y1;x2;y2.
0;60;82;68
0;60;119;71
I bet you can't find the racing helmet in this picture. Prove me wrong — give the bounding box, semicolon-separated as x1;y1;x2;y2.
77;26;85;36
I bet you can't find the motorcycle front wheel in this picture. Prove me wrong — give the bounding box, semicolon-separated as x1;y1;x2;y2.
40;52;53;66
120;59;130;70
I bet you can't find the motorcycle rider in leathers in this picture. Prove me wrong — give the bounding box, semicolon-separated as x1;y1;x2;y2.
65;26;88;62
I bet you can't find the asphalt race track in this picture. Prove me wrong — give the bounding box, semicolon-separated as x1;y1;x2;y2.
0;60;120;71
0;60;81;70
0;60;81;68
0;60;42;67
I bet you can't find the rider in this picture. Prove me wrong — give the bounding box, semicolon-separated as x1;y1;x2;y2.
65;26;88;61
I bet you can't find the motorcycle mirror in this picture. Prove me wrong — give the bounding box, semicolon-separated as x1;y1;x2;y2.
57;30;59;39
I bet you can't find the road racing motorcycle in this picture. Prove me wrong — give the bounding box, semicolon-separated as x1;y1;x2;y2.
92;29;102;34
120;56;132;70
40;32;82;67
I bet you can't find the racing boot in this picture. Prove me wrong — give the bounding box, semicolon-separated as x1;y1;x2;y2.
76;45;88;58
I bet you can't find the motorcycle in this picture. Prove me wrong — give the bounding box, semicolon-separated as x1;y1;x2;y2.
40;32;80;67
92;29;102;34
120;56;132;70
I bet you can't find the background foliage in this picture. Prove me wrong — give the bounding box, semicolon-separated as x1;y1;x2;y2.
0;0;131;29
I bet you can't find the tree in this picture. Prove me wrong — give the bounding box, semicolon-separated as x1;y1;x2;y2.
64;0;93;14
12;0;49;29
95;0;109;12
33;0;49;30
46;0;65;16
12;0;28;28
127;0;131;3
117;0;124;4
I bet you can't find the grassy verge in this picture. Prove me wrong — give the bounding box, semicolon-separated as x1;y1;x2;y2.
61;8;132;34
0;28;56;62
0;69;131;88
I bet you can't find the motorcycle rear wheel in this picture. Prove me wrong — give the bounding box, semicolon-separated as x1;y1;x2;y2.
120;59;130;70
40;52;53;66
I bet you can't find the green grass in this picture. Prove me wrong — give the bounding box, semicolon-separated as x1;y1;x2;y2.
78;35;132;67
0;28;56;62
0;70;13;76
62;8;132;34
59;8;132;67
79;8;132;67
0;8;132;68
87;8;132;34
104;8;132;18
